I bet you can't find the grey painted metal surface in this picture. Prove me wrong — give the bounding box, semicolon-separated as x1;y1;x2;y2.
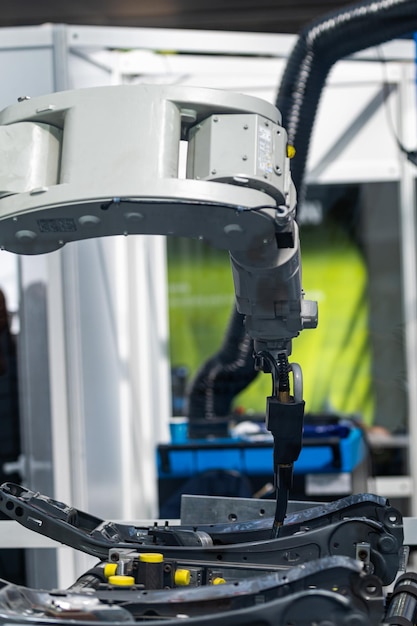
0;85;286;254
181;494;306;524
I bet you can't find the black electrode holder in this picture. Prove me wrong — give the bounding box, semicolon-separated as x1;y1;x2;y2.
266;396;305;467
267;396;305;533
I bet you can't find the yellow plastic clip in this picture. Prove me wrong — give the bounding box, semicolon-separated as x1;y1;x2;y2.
287;144;296;159
175;568;191;586
108;575;135;587
103;563;118;579
139;553;164;563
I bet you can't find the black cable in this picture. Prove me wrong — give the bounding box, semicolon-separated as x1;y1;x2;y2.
277;353;290;394
276;0;417;201
377;46;417;168
256;350;281;395
99;196;280;215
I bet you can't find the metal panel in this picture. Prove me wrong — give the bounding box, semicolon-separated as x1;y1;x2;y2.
66;25;296;57
0;122;61;196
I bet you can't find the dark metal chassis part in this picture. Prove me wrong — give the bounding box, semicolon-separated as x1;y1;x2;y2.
0;483;403;585
0;556;384;626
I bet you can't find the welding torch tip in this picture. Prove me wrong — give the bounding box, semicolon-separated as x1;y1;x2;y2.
271;520;283;539
271;464;293;538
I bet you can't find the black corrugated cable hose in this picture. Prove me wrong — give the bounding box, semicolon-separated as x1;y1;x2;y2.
277;0;417;199
187;306;257;422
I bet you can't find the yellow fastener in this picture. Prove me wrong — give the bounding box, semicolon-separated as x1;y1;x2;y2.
108;575;135;587
287;144;296;159
139;553;164;563
103;563;118;579
175;568;191;586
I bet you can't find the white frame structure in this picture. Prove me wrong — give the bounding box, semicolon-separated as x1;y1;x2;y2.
0;24;414;588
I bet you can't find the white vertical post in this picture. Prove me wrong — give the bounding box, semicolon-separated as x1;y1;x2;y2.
398;63;417;516
114;235;171;520
45;252;79;587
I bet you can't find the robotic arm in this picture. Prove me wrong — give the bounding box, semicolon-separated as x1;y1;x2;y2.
228;184;317;533
187;87;318;532
231;214;317;534
0;84;317;531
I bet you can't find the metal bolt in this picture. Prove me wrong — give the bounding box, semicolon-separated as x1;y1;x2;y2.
242;155;248;161
224;224;243;235
265;121;269;127
243;124;249;130
211;169;217;175
213;116;219;122
180;108;197;124
17;96;31;102
36;105;55;113
30;186;48;195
